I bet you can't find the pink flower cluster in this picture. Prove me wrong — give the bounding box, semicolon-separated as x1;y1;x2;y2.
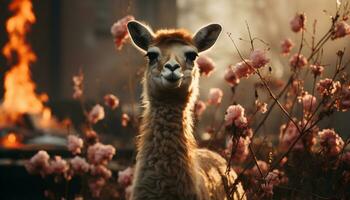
104;94;119;110
318;129;344;157
290;13;306;32
207;88;223;105
67;135;83;155
87;142;116;165
26;152;71;178
118;167;134;187
279;121;303;151
289;53;308;70
88;104;105;124
25;150;50;177
249;49;270;69
224;104;248;128
332;21;350;40
299;92;317;114
310;64;324;77
261;169;288;197
111;15;135;50
316;78;340;96
72;72;83;99
224;66;240;86
90;164;112;179
225;136;251;163
281;38;294;55
47;156;69;175
225;50;269;87
70;156;90;174
196;55;215;76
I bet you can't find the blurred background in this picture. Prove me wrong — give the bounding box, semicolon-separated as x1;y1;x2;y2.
0;0;349;198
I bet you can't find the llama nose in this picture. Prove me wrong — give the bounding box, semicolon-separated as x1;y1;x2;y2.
164;63;180;72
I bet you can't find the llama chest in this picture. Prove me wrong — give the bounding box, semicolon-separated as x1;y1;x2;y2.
132;153;202;200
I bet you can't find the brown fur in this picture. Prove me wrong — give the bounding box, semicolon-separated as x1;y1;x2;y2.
152;29;194;46
130;28;245;200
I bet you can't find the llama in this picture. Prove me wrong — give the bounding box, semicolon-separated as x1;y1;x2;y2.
127;20;245;200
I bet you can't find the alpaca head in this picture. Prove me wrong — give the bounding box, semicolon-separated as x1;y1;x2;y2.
127;21;221;103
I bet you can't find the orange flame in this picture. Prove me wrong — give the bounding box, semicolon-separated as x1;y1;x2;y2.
0;0;49;124
1;132;22;148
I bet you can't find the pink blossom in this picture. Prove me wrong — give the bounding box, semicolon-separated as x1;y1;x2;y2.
118;167;134;187
289;54;308;69
25;150;50;176
90;165;112;179
281;38;294;55
299;92;316;114
88;178;106;197
234;116;248;128
279;121;303;151
70;156;90;174
67;135;83;155
196;55;215;76
310;64;324;77
332;21;350;40
87;142;116;165
249;49;269;69
318;129;344;157
194;100;207;117
121;113;130;127
47;156;69;175
290;13;306;32
224;104;248;128
207;88;223;105
317;78;340;96
88;104;105;124
104;94;119;110
72;72;83;99
261;169;288;197
233;60;254;78
224;66;240;87
111;15;135;50
225;136;250;163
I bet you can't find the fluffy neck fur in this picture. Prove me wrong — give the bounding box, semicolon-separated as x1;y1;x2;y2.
133;69;201;198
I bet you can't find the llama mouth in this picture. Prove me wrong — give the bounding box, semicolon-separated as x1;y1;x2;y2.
163;74;181;83
161;75;182;88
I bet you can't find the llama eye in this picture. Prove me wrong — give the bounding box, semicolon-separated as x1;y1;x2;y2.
185;51;198;62
145;52;159;62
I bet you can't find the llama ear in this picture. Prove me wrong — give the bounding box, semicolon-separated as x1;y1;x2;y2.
193;24;222;52
127;21;154;51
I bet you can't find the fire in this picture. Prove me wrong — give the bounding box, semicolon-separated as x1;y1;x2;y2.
1;132;22;148
0;0;49;125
